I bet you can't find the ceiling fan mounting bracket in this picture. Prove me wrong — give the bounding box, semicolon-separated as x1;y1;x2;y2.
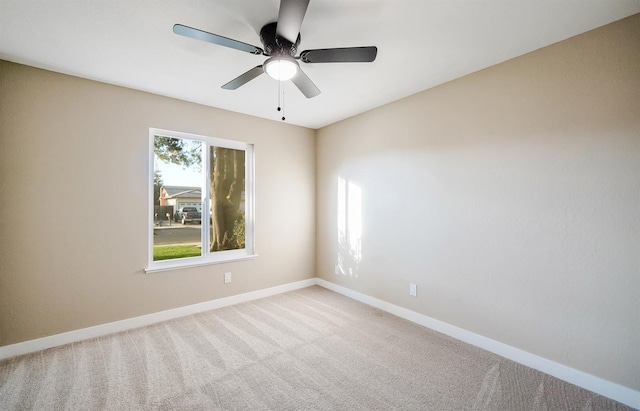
260;22;300;57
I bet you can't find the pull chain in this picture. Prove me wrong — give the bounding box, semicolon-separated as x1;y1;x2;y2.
281;90;285;121
277;79;281;112
276;80;285;121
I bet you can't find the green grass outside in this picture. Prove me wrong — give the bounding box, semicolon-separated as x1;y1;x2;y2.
153;244;202;261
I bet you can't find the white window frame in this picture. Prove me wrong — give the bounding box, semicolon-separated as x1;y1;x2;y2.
146;128;256;273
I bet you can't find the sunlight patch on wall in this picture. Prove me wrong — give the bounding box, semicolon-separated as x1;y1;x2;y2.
337;177;362;278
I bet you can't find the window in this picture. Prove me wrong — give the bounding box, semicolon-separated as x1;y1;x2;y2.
147;128;255;272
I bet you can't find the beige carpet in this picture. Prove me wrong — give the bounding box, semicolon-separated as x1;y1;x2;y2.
0;286;634;410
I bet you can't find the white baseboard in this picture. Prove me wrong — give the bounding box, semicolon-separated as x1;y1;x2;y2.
315;278;640;410
0;278;316;361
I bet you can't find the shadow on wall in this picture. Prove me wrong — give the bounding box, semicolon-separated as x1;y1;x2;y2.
337;176;362;278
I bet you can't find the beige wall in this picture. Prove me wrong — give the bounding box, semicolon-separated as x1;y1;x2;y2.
316;14;640;390
0;61;316;346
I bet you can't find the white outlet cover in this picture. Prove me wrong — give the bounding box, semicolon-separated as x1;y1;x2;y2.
410;283;417;296
224;272;232;284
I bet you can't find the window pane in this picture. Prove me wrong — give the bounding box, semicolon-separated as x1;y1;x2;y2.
153;135;203;261
209;146;246;251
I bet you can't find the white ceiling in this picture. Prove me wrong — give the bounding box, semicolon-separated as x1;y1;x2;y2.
1;1;638;129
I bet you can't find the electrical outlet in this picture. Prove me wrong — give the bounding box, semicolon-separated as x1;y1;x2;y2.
409;283;417;297
334;265;340;275
224;272;232;284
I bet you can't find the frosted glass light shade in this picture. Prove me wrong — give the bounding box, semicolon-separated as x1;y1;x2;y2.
264;56;299;81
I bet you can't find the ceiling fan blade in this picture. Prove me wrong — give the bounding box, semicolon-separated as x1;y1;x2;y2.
276;0;310;44
300;46;378;63
291;68;320;98
173;24;263;55
222;66;264;90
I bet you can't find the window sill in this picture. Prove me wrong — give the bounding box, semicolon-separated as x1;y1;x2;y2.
145;254;258;274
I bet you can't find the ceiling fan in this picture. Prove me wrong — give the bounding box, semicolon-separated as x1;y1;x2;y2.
173;0;377;98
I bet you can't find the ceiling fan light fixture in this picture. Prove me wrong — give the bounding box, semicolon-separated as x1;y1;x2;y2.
264;56;299;81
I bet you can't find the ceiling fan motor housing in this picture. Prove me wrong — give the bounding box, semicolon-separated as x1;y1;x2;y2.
260;22;300;57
